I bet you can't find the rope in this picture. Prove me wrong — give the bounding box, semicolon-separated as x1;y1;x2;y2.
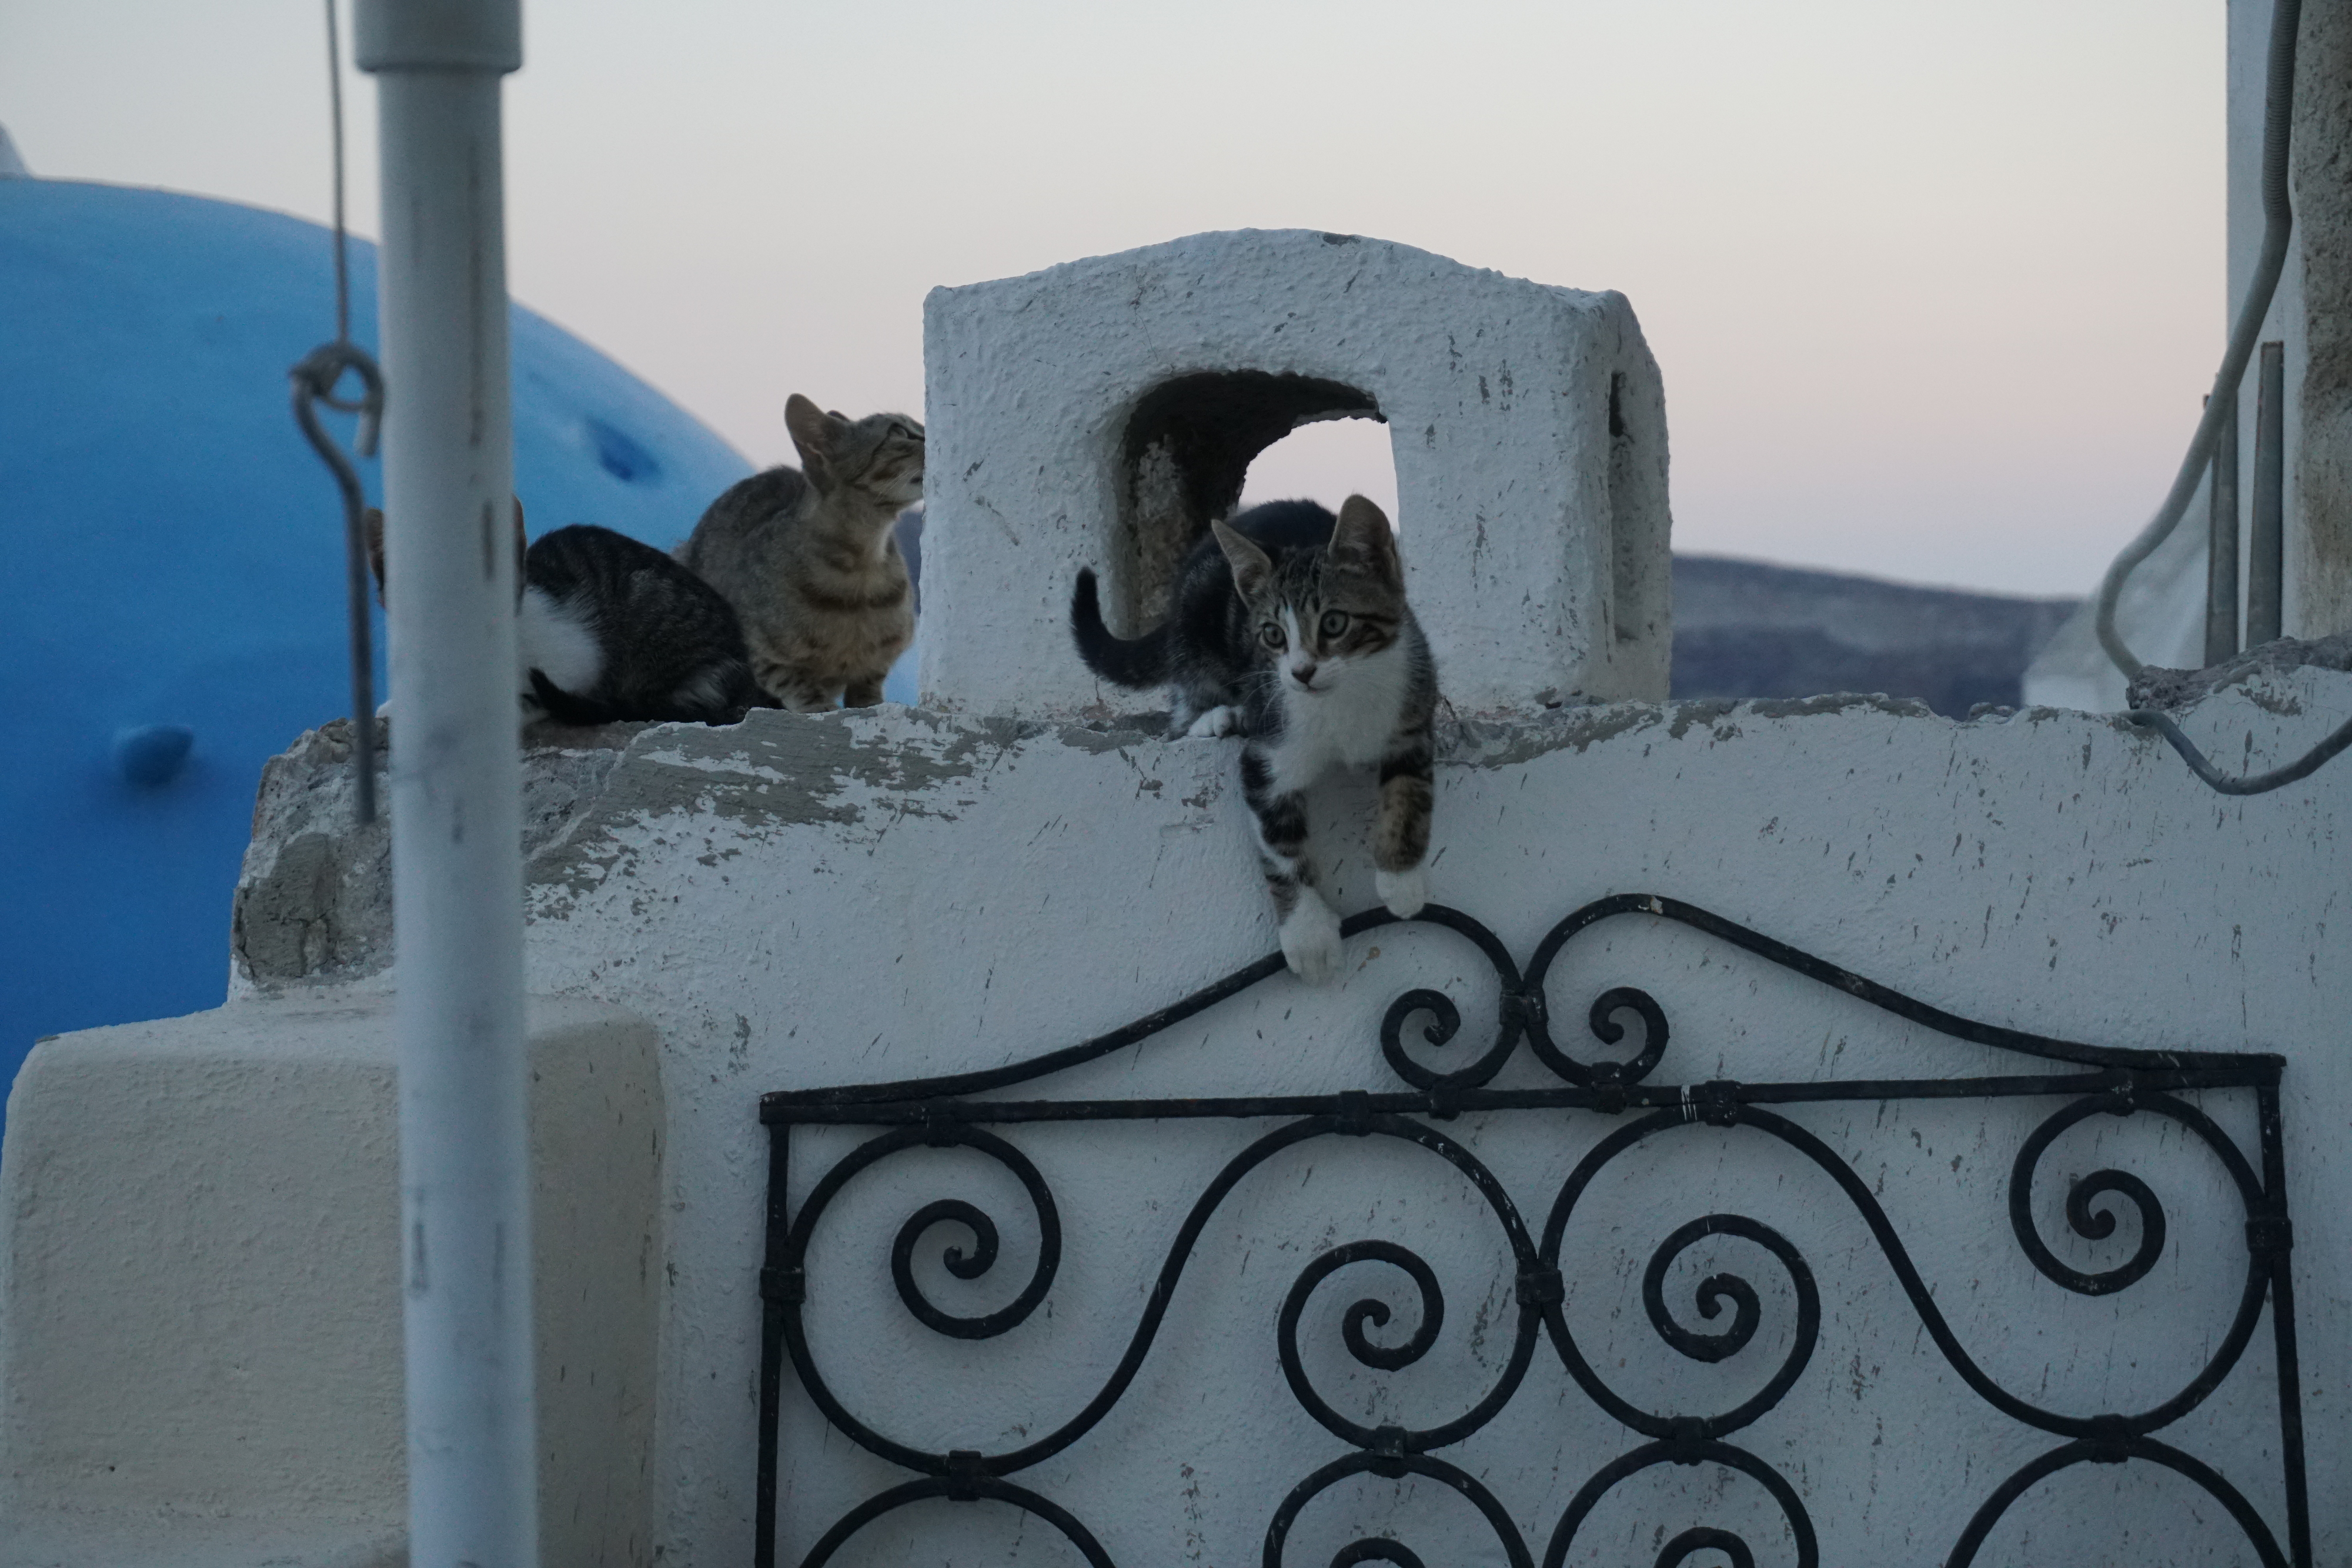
290;0;385;823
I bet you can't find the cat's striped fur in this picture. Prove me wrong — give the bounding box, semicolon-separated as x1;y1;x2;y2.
1071;496;1437;982
677;394;923;711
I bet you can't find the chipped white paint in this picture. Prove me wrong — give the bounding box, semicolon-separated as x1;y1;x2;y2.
919;230;1673;721
497;688;2352;1565
6;678;2349;1563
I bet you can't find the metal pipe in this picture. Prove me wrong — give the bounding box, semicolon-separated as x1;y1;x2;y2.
353;5;536;1567
2094;0;2301;678
2204;393;2240;667
2248;340;2286;646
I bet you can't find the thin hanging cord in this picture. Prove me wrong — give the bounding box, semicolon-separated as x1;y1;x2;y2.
327;0;349;343
291;0;384;824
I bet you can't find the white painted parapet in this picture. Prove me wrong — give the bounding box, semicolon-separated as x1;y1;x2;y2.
0;998;662;1568
920;229;1672;720
6;668;2351;1561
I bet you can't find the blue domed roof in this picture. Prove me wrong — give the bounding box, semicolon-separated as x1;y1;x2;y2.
0;178;759;1121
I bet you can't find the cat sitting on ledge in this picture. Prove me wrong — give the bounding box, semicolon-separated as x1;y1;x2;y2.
1071;495;1438;984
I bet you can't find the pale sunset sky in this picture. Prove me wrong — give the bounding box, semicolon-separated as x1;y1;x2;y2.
2;0;2224;595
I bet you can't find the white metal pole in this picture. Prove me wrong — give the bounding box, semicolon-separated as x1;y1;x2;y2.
353;5;536;1566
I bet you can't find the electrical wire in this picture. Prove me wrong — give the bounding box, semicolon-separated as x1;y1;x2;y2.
2090;0;2349;797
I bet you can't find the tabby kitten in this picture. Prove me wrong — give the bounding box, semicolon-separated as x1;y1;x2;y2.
1070;496;1438;984
518;524;768;726
364;503;766;727
676;394;923;710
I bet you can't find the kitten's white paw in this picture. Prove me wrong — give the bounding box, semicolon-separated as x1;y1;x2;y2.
1184;704;1241;739
1279;894;1345;985
1376;865;1428;920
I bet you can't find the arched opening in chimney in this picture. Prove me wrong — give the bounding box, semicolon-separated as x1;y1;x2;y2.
1115;370;1381;629
1238;411;1399;527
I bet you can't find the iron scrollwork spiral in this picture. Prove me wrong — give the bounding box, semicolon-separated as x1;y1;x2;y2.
1539;1119;1823;1443
1371;905;1527;1091
757;893;2308;1568
2007;1092;2169;1296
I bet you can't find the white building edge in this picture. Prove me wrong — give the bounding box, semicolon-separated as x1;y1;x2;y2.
2027;0;2352;709
4;4;2351;1564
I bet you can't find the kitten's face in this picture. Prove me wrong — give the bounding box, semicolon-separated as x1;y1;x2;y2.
785;393;925;510
1217;496;1406;698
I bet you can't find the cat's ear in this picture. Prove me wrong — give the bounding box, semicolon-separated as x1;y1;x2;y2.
363;507;387;606
785;393;849;484
1211;519;1274;600
512;494;527;580
1329;494;1402;587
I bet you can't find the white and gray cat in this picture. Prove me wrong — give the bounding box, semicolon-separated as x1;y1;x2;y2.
365;500;767;727
677;394;924;710
1071;496;1438;983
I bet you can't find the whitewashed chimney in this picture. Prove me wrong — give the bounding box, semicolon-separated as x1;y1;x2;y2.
918;229;1672;721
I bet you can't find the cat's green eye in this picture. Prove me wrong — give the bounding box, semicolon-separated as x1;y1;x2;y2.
1318;610;1349;639
1259;623;1285;650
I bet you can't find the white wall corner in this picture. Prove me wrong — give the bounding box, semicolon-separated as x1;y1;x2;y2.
917;229;1673;722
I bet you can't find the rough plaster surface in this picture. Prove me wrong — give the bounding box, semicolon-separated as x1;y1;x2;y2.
2295;0;2352;636
230;717;641;994
21;667;2352;1564
2128;629;2352;709
919;229;1672;720
150;676;2352;1564
0;997;663;1567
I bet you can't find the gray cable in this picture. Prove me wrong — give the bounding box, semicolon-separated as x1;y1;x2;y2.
2094;0;2301;681
2125;706;2352;795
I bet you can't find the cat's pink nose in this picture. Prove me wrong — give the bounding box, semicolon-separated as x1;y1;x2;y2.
1290;663;1319;688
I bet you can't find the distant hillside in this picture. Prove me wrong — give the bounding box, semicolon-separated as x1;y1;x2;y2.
893;515;2072;719
1672;556;2077;717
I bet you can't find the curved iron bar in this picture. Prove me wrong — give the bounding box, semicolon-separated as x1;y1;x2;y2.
1656;1527;1755;1568
766;896;2269;1129
757;893;2305;1567
1279;1241;1445;1374
1538;1099;2270;1444
1518;894;2250;1078
1264;1450;1535;1568
1331;1539;1428;1568
289;340;384;825
1640;1215;1816;1366
795;1471;1115;1568
890;1181;1060;1339
1541;1437;1818;1568
2009;1092;2172;1296
773;905;1520;1109
782;1110;1544;1481
1946;1430;2292;1568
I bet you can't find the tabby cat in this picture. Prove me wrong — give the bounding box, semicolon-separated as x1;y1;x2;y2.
519;524;767;726
1070;496;1438;984
365;502;766;727
676;394;923;710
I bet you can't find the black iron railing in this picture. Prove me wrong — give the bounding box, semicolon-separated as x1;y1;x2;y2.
754;894;2308;1566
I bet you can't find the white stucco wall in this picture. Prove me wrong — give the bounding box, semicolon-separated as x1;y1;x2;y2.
919;230;1672;721
508;679;2347;1566
0;998;664;1568
8;665;2347;1564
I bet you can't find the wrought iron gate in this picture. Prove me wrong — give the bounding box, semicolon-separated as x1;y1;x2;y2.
754;894;2308;1566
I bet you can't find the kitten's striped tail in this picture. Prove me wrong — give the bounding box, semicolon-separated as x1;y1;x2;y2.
1069;569;1170;688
